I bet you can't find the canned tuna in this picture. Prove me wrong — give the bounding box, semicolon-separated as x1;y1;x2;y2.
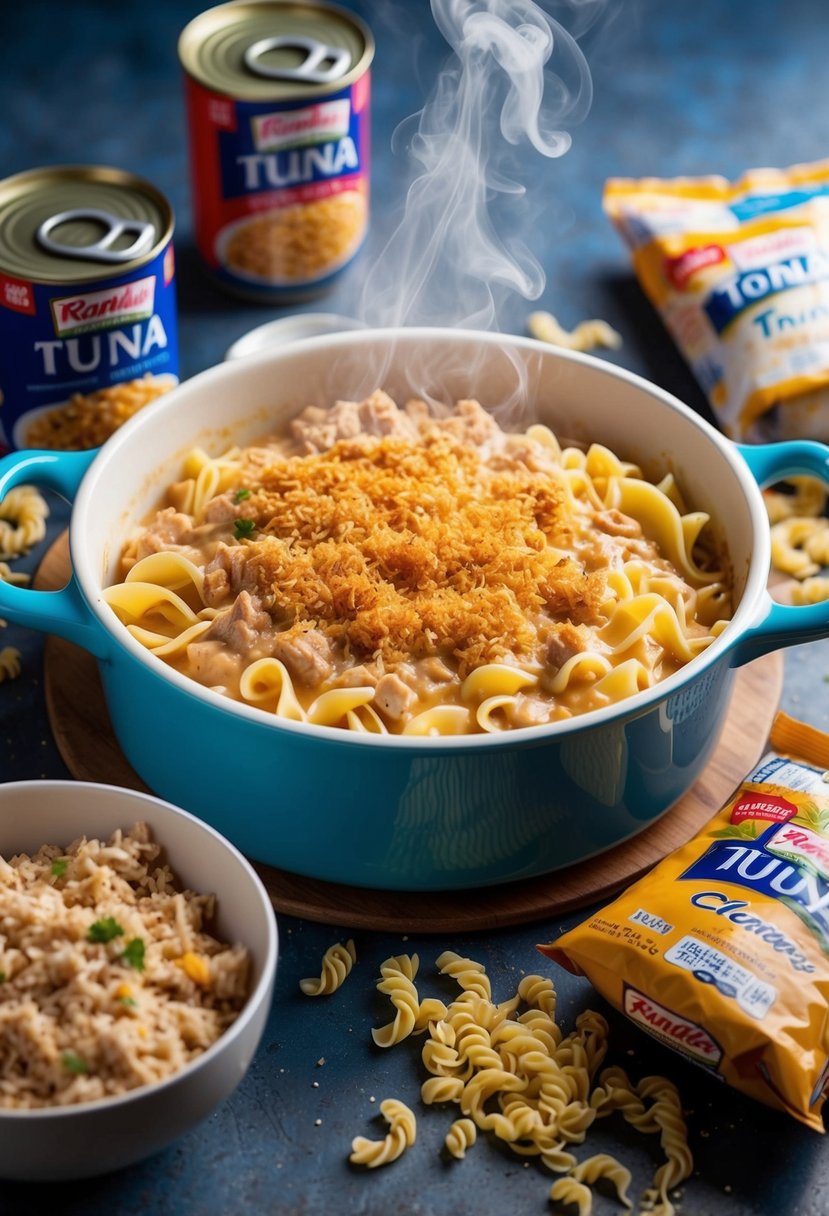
178;0;374;301
0;166;179;453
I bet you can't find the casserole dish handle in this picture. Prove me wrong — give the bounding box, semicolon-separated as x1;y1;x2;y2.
733;439;829;664
0;448;110;659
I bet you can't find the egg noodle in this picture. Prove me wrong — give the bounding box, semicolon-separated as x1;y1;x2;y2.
102;392;732;736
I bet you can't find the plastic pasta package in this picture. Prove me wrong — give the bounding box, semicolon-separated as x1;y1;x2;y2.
604;158;829;441
539;711;829;1131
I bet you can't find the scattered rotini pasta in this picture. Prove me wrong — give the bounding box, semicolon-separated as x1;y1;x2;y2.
444;1116;477;1159
349;1097;417;1168
0;561;29;588
770;516;829;579
570;1153;632;1208
636;1077;693;1216
436;950;492;1000
0;561;30;630
548;1177;593;1214
372;957;450;1041
528;310;622;353
299;939;357;996
346;950;693;1206
0;645;21;683
0;485;48;560
591;1067;691;1216
763;476;828;524
421;1074;465;1105
789;575;829;604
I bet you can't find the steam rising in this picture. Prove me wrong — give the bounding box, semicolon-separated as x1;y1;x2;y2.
357;0;594;332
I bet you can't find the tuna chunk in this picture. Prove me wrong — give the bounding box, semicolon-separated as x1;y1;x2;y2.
357;391;419;440
374;672;417;721
290;391;418;453
130;508;194;560
437;399;501;448
545;623;588;670
185;639;243;689
271;628;333;686
204;493;243;524
333;664;379;689
204;591;271;654
203;543;250;605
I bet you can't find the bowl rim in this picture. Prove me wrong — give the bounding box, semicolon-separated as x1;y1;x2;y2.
0;779;278;1121
70;327;770;749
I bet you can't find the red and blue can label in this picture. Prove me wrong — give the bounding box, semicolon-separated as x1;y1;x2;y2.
0;170;179;454
180;3;374;301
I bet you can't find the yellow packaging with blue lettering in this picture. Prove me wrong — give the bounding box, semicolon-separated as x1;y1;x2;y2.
540;712;829;1130
604;159;829;442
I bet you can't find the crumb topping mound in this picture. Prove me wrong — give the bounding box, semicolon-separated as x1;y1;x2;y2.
237;430;604;674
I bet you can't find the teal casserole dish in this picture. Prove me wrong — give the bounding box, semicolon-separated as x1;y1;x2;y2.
1;328;828;890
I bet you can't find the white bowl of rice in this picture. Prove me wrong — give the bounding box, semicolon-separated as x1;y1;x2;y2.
0;780;278;1181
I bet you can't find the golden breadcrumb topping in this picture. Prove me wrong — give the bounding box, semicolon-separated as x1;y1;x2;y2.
234;431;605;673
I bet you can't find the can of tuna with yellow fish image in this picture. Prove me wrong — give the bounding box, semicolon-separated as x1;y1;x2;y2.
178;0;374;302
0;165;179;454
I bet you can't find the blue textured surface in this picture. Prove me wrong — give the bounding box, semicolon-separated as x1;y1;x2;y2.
3;1;829;1212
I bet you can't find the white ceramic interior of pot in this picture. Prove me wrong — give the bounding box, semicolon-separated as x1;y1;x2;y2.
71;328;768;740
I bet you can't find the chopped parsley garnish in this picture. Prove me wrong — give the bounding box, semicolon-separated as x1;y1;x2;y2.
51;858;69;878
120;937;146;971
0;971;6;983
117;995;138;1009
234;517;256;540
233;488;251;503
87;917;124;944
61;1051;88;1075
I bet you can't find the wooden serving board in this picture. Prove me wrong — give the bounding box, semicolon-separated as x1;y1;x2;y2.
36;531;783;933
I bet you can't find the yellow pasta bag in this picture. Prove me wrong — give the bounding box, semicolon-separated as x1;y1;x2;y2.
539;712;829;1131
604;158;829;442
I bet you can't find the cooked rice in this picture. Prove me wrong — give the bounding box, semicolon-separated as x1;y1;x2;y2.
0;822;251;1109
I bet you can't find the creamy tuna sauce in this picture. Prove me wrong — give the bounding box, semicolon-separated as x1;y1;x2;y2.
106;392;732;735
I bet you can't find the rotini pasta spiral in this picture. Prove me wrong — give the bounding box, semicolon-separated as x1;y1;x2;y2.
436;950;492;1000
421;1034;469;1080
421;1075;465;1105
0;561;29;588
0;485;48;559
0;561;29;631
349;1098;416;1168
299;939;357;996
372;954;421;1048
528;309;622;354
637;1077;693;1216
570;1152;632;1207
444;1116;477;1159
548;1176;593;1215
764;476;828;523
517;973;558;1019
0;646;21;683
771;516;829;578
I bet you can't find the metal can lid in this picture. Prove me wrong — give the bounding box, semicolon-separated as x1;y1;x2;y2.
0;165;174;284
178;0;374;100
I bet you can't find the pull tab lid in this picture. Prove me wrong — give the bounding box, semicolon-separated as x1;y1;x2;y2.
36;209;156;264
177;2;373;101
243;35;351;84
